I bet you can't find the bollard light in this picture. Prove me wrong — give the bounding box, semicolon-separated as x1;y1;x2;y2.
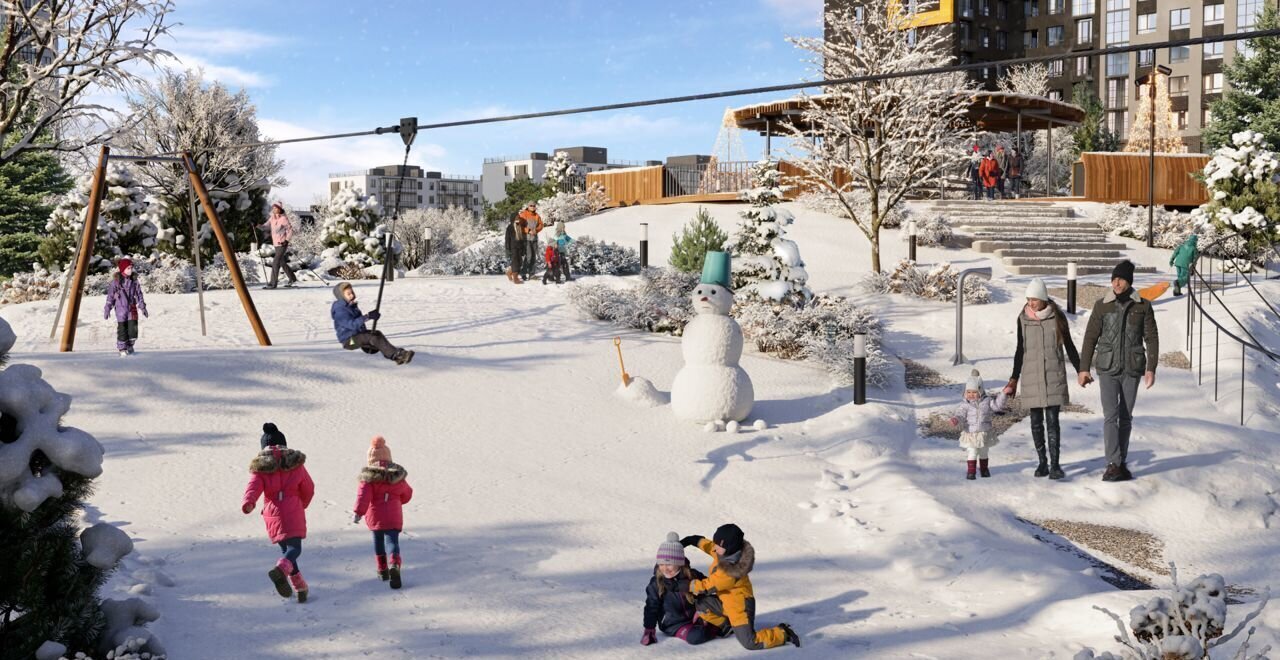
639;222;650;268
1066;260;1078;314
423;226;433;260
907;220;918;262
853;332;867;405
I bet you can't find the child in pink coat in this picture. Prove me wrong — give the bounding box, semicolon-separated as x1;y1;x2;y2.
353;436;414;589
242;423;315;602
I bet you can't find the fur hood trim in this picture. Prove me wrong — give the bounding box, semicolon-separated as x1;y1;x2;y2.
717;541;755;579
359;462;407;484
249;447;306;473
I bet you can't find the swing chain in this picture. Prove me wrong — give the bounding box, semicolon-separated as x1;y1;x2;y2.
369;119;417;332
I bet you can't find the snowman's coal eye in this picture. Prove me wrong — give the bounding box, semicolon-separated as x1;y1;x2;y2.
709;288;717;295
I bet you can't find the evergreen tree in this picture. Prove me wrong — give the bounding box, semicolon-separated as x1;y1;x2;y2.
730;160;811;304
1071;82;1121;156
38;168;159;273
483;178;552;229
669;207;728;273
0;142;72;276
1204;5;1280;151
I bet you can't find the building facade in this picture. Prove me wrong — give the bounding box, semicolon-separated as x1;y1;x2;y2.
827;0;1276;152
480;146;655;204
328;165;483;216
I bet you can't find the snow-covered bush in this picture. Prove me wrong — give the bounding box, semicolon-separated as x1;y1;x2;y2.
733;160;811;304
1097;202;1268;261
537;189;596;223
543;151;581;191
418;238;508;276
395;206;487;268
1193;130;1280;252
419;235;638;277
567;267;697;335
564;236;641;276
901;214;952;247
283;213;325;273
319;188;400;268
38;167;158;272
0;265;63;306
734;294;891;387
1076;565;1271;660
860;259;992;304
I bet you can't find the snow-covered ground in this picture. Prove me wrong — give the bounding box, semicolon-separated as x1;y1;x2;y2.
2;200;1279;658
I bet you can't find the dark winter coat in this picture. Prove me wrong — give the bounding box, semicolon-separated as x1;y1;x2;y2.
104;273;147;322
643;564;708;635
504;221;518;256
242;447;315;543
1006;153;1024;177
1080;288;1160;378
331;300;369;343
354;463;414;531
690;538;757;628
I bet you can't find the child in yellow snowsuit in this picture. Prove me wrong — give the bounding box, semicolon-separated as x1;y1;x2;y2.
680;523;801;650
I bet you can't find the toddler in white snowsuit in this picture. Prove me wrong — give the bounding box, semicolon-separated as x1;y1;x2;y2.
949;369;1009;480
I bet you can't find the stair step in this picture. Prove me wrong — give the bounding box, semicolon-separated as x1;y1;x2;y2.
974;240;1123;252
1002;255;1139;266
995;248;1126;259
953;219;1096;227
964;226;1106;234
1007;264;1158;276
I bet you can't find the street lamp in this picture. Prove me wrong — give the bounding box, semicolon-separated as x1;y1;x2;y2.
1136;64;1172;248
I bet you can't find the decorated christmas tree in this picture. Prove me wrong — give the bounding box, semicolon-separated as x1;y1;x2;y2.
1124;71;1186;153
730;160;811;304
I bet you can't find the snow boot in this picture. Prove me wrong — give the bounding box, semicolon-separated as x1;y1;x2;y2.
119;350;129;357
1031;421;1049;477
288;571;308;603
389;554;402;590
966;460;977;480
979;458;991;478
1047;426;1065;480
268;558;293;598
779;623;801;648
376;554;389;581
1117;463;1133;481
1102;463;1123;481
1173;282;1182;296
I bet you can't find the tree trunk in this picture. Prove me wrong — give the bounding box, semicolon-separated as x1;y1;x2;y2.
870;234;881;273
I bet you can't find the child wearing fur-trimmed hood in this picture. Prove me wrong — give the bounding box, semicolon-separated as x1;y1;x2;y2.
242;423;315;603
949;369;1009;480
353;435;414;589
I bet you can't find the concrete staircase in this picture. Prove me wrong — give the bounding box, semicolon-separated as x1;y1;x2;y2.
914;200;1157;276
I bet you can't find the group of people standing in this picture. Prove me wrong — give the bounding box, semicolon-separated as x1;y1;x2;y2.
504;203;574;285
967;144;1025;200
951;260;1159;482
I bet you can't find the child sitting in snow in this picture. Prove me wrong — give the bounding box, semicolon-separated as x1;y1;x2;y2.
949;369;1009;480
353;436;414;590
679;524;801;650
241;423;315;603
641;532;716;646
103;257;148;356
330;281;414;365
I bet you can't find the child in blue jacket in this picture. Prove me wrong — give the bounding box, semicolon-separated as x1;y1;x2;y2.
330;282;413;365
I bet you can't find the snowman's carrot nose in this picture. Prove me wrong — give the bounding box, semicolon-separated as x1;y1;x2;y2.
701;297;709;302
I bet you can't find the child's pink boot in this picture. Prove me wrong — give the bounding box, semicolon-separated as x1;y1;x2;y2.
267;558;292;598
376;554;389;581
389;554;402;590
288;572;308;603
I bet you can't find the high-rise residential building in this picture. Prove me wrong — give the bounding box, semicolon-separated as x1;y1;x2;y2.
825;0;1277;151
328;165;483;216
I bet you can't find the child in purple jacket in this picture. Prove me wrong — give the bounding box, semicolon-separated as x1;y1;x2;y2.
104;258;148;356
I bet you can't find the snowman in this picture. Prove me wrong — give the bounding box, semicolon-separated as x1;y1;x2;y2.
671;251;754;423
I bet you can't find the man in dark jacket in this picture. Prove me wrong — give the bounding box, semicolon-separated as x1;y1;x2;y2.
1078;260;1159;481
330;282;413;365
504;215;524;284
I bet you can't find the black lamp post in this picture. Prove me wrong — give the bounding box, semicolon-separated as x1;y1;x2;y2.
1136;64;1172;248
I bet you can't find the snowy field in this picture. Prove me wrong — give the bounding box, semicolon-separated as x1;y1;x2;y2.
3;201;1280;659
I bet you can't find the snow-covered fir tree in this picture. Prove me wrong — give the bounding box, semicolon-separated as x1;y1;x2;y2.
730;160;811;304
0;318;164;659
543;151;581;192
319;187;399;268
38;167;163;272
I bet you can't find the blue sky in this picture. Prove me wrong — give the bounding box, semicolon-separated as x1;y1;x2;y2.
162;0;823;206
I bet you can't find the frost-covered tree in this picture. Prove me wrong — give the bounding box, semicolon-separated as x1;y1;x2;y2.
670;207;728;273
118;70;284;258
784;0;977;272
1192;130;1280;250
731;160;811;303
543;151;581;192
37;167;162;272
319;187;399;269
396;206;486;268
997;63;1050;97
0;318;164;659
0;0;174;165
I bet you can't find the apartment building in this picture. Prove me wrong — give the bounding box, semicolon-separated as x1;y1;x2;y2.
328;165;483;216
480;146;656;204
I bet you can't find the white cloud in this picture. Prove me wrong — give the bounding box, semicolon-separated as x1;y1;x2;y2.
166;51;271;88
259;118;448;208
164;27;289;55
761;0;823;27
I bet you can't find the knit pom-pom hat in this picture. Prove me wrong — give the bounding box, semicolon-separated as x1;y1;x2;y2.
655;532;686;566
368;435;392;466
965;369;984;393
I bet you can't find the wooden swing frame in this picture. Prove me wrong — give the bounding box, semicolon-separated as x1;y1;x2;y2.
56;146;271;352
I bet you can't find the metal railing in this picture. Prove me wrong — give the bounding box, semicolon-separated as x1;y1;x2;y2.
1185;233;1280;426
662;161;754;198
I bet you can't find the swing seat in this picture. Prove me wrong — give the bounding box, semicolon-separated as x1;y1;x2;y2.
361;346;379;355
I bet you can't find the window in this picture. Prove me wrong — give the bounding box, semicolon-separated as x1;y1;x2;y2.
514;164;529;179
997;1;1008;19
1049;89;1064;101
1108;110;1126;138
1238;0;1263;29
1073;0;1091;15
1137;12;1156;33
1170;8;1190;28
1077;18;1093;42
1075;55;1091;76
1203;42;1223;59
1203;4;1224;25
1048;25;1064;45
960;0;974;17
417;195;423;203
503;166;510;176
1105;0;1127;11
1106;8;1129;44
1049;0;1064;14
980;0;990;15
1048;60;1064;77
1107;78;1126;108
1138;49;1154;67
429;196;435;204
960;22;971;42
1169;75;1189;96
1203;72;1223;93
981;27;990;47
1024;0;1039;16
1203;108;1213;127
1023;29;1038;47
1170;45;1190;62
1106;52;1129;76
997;31;1007;49
1175;110;1188;130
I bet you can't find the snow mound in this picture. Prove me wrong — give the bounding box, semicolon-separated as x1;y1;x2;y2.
0;317;14;355
615;377;667;407
81;522;135;569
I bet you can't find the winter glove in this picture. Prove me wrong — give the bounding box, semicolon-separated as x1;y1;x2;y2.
142;309;149;318
679;535;703;548
949;417;959;427
366;310;381;321
242;502;254;514
353;513;362;524
640;628;657;646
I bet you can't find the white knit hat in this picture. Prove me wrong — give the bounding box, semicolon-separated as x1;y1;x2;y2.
1024;277;1049;301
965;369;984;393
655;532;686;566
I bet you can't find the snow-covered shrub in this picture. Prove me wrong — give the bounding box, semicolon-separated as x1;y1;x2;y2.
319;188;400;267
733;160;811;303
543;151;581;191
860;259;992;304
1076;565;1271;660
418;238;508;276
734;294;891;387
536;190;594;223
38;167;156;272
1097;202;1269;261
900;213;952;247
0;265;62;305
567;267;697;335
283;214;325;273
1193;130;1280;251
418;235;638;277
395;206;486;268
564;236;641;276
